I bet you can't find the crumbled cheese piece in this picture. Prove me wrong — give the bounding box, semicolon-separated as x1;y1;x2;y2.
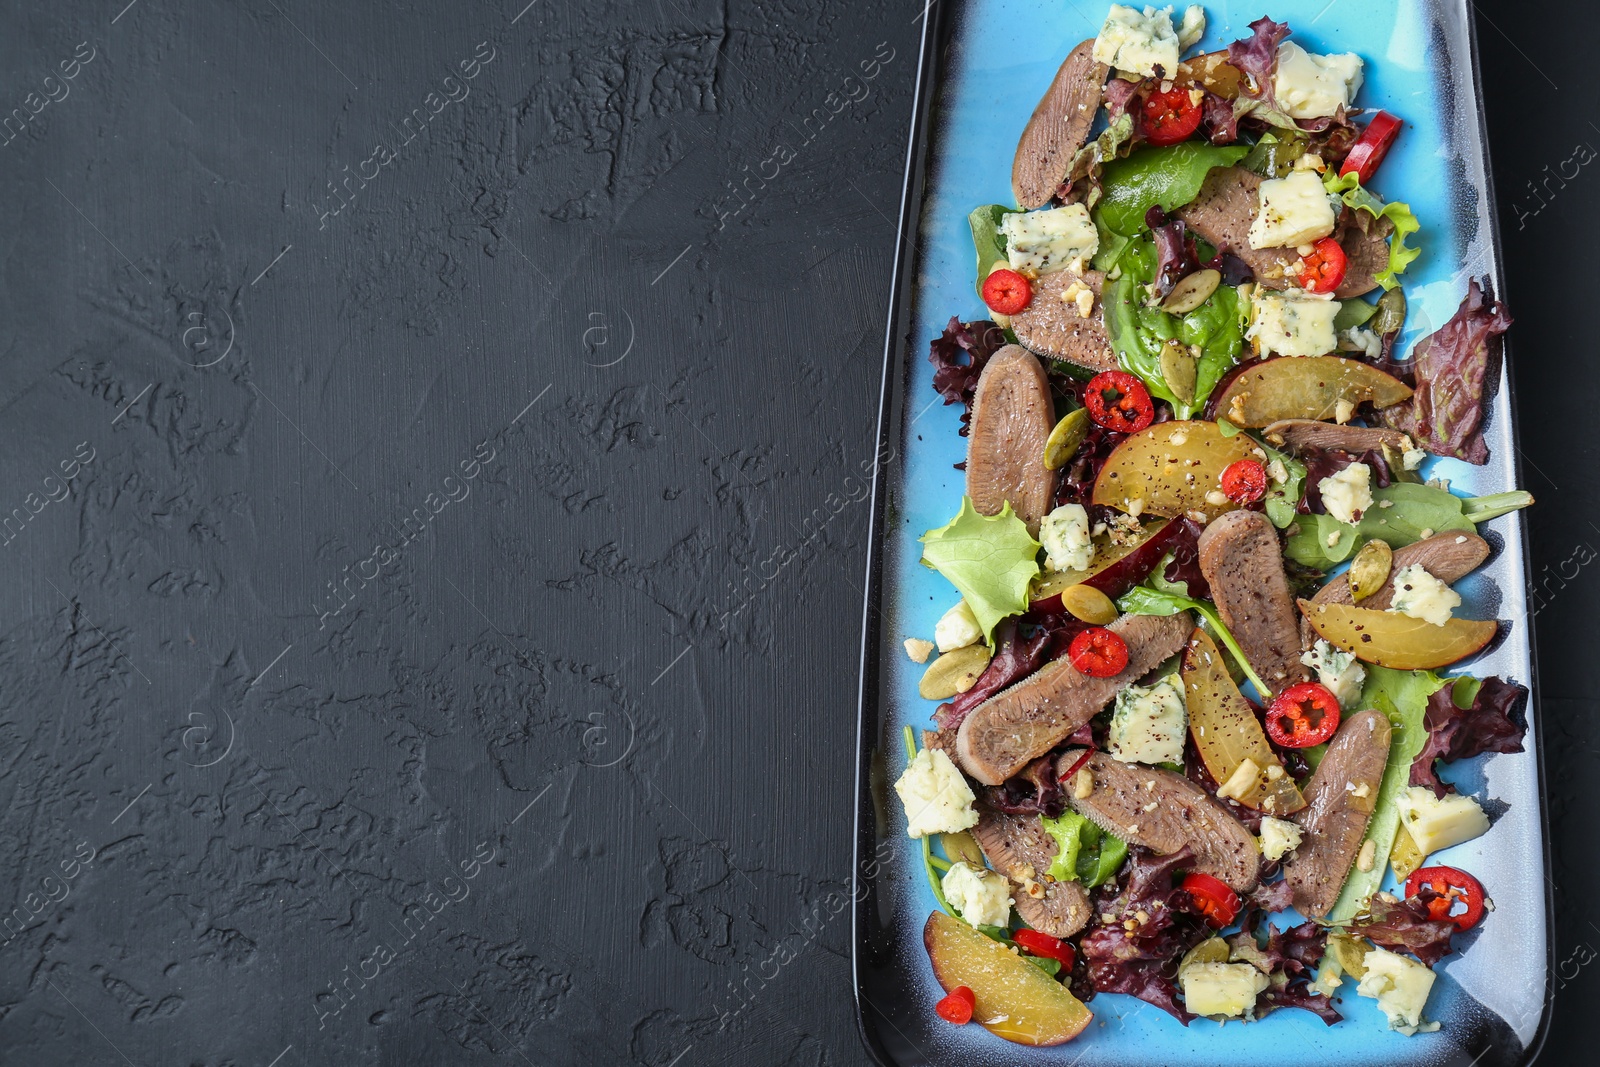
1092;4;1181;78
1402;447;1427;470
1267;458;1288;483
1176;5;1205;50
1335;398;1356;424
1249;170;1337;250
1339;326;1382;360
1318;462;1373;524
893;748;978;838
1395;786;1490;856
1108;678;1187;765
903;637;936;664
1106;512;1144;546
1002;205;1099;276
941;861;1013;927
1258;816;1302;861
1272;41;1364;120
1301;638;1366;707
1180;962;1269;1018
1216;758;1262;802
1389;563;1461;626
1040;503;1094;572
1357;947;1438;1035
934;600;983;653
1248;288;1339;356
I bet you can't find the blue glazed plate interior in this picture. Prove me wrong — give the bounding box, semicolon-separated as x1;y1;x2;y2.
873;1;1546;1063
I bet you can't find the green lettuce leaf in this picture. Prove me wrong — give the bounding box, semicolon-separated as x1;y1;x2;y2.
1284;482;1533;568
1039;810;1128;887
920;498;1041;645
1103;236;1244;418
1117;584;1270;697
1323;170;1421;290
1259;441;1306;530
968;204;1017;297
1093;142;1250;237
1326;666;1449;922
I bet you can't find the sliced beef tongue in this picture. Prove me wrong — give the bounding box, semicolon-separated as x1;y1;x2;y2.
1282;710;1392;918
970;802;1093;938
1012;39;1109;209
1197;509;1310;697
1262;419;1413;456
1009;268;1119;372
1057;751;1260;892
954;612;1192;786
965;344;1058;536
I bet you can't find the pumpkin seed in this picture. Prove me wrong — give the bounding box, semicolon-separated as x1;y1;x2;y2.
1043;408;1090;470
1160;268;1221;315
1347;539;1393;602
939;831;986;869
1371;287;1407;336
1159;339;1198;405
1059;584;1118;625
919;644;992;700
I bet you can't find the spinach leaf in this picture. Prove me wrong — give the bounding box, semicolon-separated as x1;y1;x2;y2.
1117;584;1271;697
1094;142;1250;237
1333;298;1378;332
1103;237;1243;418
968;204;1016;296
1283;482;1532;569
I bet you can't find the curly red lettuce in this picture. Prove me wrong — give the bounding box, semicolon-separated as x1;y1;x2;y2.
1146;206;1201;301
1080;846;1212;1023
1378;279;1512;464
1227;17;1290;98
932;616;1054;731
1350;888;1458;968
928;317;1008;436
983;755;1067;817
1410;676;1529;797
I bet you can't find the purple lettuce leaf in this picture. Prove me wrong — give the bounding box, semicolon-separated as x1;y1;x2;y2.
932;617;1055;732
983;755;1066;817
1378;278;1512;464
1146;206;1201;300
1410;676;1529;797
1350;889;1458;968
1080;845;1212;1023
1226;17;1290;101
928;317;1008;437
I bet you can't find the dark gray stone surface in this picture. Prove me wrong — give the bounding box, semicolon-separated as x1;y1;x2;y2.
0;1;1590;1064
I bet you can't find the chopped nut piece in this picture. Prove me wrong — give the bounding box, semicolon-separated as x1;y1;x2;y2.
903;638;936;664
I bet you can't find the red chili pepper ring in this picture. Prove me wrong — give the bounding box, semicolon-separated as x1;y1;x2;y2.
1266;682;1341;747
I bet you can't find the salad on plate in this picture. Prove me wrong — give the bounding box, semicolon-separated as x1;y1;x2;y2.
893;2;1532;1047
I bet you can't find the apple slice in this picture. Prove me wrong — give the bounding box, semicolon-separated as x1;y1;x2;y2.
1091;421;1258;519
924;911;1092;1046
1210;356;1412;428
1297;599;1498;671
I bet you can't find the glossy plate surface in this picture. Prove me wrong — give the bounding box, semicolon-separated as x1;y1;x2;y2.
852;1;1549;1064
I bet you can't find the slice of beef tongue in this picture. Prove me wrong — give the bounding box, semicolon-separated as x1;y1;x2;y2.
1056;751;1259;892
1197;509;1310;697
970;801;1093;937
965;345;1057;536
1262;420;1412;455
1012;40;1108;209
1009;268;1119;372
954;612;1192;785
1282;710;1392;918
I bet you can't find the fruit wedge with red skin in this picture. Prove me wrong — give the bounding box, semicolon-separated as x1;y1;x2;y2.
924;911;1093;1046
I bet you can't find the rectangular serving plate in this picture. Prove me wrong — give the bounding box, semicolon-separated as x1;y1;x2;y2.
851;2;1552;1064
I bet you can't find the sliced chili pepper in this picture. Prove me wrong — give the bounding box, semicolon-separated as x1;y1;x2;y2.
1056;745;1096;785
1068;627;1129;678
1083;370;1155;433
1013;929;1078;968
1182;872;1240;928
1220;459;1267;505
981;268;1032;315
1142;85;1204;147
1266;682;1341;747
1339;110;1402;185
1298;236;1348;294
1405;865;1486;931
935;985;975;1025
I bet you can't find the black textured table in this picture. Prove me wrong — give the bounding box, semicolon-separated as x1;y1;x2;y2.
0;3;1592;1065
